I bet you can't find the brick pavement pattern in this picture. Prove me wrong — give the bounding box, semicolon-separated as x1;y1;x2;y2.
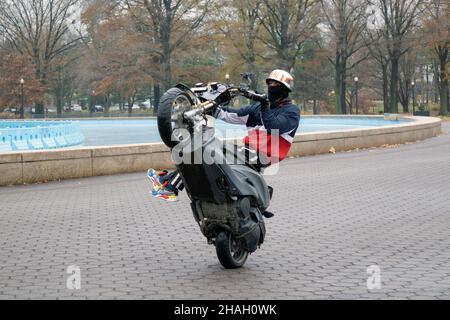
1;123;449;300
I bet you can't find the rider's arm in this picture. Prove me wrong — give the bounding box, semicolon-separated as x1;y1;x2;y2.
260;106;300;135
218;104;255;125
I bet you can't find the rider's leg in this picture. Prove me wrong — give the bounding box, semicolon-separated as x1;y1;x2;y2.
160;170;185;192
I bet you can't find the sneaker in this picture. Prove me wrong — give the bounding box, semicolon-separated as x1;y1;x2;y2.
147;169;178;202
151;188;178;202
147;169;164;191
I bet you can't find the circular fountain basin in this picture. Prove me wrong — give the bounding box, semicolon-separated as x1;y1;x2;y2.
0;120;84;152
72;116;406;146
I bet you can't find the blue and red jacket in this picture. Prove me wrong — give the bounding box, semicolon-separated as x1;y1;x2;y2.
218;99;300;163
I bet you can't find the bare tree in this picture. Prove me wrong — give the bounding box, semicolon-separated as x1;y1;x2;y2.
423;0;449;115
369;0;423;113
295;41;334;114
364;21;391;112
259;0;319;71
216;0;264;90
79;1;153;116
0;0;82;116
121;0;210;111
398;51;417;112
127;0;210;88
321;0;370;114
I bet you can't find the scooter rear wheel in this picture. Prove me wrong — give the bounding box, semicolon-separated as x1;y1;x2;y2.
215;231;249;269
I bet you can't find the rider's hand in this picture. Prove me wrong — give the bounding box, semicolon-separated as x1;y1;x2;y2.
260;99;269;111
249;92;269;111
241;88;267;102
239;88;253;99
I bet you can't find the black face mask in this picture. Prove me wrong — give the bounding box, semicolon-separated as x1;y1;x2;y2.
268;85;289;104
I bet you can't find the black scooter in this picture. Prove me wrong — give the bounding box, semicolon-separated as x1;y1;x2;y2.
157;79;272;268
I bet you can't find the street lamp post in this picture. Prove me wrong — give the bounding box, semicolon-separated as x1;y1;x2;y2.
411;81;415;115
20;78;25;119
354;76;359;115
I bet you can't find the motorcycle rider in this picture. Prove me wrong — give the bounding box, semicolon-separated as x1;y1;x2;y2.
148;69;300;201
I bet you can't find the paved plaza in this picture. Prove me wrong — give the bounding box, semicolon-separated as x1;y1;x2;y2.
0;123;449;300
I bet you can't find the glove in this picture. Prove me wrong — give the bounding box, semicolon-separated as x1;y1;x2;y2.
260;98;269;111
248;91;269;111
241;88;268;102
239;88;253;99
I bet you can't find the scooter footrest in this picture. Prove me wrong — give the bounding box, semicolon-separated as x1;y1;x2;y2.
262;211;274;218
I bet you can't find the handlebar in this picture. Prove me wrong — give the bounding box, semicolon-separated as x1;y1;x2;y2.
182;86;267;120
183;101;216;119
226;86;267;100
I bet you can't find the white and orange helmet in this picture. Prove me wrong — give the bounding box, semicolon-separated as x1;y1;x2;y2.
266;69;294;91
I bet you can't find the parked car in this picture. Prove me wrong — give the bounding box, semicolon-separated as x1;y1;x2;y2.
93;105;104;112
4;107;17;113
71;104;82;112
109;105;119;111
139;101;152;109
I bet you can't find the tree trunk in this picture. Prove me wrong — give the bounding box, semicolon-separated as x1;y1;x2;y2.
162;53;172;92
439;53;449;116
335;54;348;115
341;73;347;114
161;23;172;92
35;74;46;117
32;49;45;117
245;42;258;90
349;87;353;115
56;94;63;117
335;59;343;114
399;80;409;113
335;77;341;114
313;99;319;115
105;94;111;114
401;90;409;113
153;84;160;114
433;62;440;103
277;50;292;73
425;64;429;106
382;64;389;113
128;97;134;117
34;103;45;118
439;80;449;116
89;96;94;115
403;95;409;113
390;57;399;113
250;74;259;92
248;59;259;91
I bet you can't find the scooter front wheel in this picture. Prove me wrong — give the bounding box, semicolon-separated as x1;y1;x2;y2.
157;87;194;148
215;231;249;269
